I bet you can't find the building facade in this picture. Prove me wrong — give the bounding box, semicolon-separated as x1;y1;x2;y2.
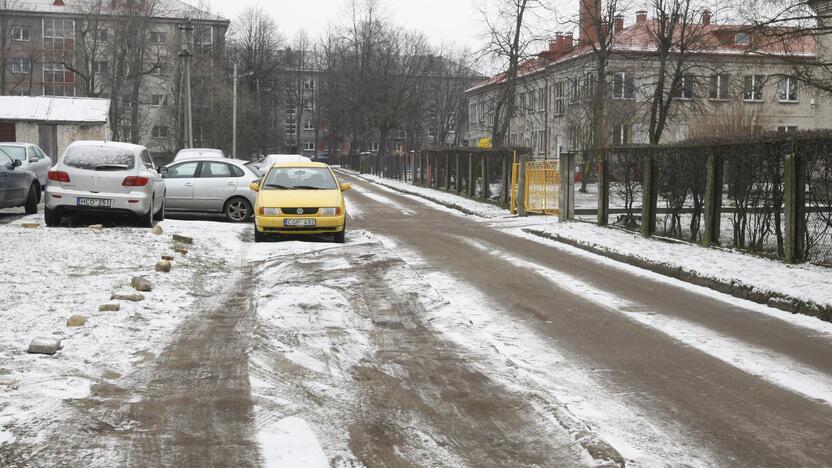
467;3;830;159
0;0;229;160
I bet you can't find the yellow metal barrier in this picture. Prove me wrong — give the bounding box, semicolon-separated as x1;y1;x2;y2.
511;160;560;215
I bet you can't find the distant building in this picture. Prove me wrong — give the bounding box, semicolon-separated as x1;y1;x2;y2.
0;95;110;158
467;0;829;157
0;0;230;160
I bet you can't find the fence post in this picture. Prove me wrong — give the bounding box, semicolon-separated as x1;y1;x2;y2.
784;145;806;264
597;148;610;226
558;152;574;222
432;151;438;189
455;152;461;193
702;148;724;247
481;152;489;200
641;148;658;237
444;152;450;189
501;155;509;206
517;155;528;216
467;152;474;198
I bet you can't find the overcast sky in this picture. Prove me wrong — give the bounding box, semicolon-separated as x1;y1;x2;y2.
205;0;488;50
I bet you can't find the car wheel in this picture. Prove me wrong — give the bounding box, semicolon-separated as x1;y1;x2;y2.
154;197;165;221
224;197;253;223
254;226;266;243
139;199;154;228
24;184;38;215
44;207;60;227
334;227;346;244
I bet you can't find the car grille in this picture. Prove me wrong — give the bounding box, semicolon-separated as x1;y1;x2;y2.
281;208;319;215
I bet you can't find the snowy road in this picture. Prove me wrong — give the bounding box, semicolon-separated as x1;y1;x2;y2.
338;170;832;467
2;170;832;467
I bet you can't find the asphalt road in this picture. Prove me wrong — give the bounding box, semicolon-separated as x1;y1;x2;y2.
336;170;832;467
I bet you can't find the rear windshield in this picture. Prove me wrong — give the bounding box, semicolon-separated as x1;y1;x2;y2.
63;146;136;171
263;167;337;190
245;162;262;177
0;145;26;161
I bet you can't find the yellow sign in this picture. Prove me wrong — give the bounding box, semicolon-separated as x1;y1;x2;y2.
477;138;492;149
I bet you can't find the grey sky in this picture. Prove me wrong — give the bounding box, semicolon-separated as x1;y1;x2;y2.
204;0;487;50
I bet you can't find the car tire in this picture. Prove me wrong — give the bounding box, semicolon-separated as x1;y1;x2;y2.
254;226;266;243
154;197;165;221
139;199;154;228
44;207;60;227
224;197;253;223
334;226;346;244
24;184;38;214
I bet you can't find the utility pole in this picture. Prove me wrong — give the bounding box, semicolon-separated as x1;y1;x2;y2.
178;18;194;149
233;63;255;159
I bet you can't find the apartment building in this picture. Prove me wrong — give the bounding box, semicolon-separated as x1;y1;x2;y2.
0;0;229;160
466;2;829;158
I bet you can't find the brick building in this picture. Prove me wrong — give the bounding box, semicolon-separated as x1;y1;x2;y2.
0;0;229;160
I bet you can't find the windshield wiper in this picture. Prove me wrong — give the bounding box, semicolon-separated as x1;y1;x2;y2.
293;186;325;190
264;184;295;190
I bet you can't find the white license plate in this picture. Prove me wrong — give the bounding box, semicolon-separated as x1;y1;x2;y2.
77;197;112;208
284;218;316;227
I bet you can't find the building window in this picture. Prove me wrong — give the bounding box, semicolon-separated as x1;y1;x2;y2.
42;18;75;51
612;124;632;145
96;28;108;42
518;92;527;111
529;91;537;113
709;74;730;100
538;88;546;112
304;142;315;151
152;63;167;76
43;62;74;96
743;75;765;101
778;77;799;102
570;78;579;103
195;25;213;54
613;72;634;99
303;100;314;111
735;33;750;46
303;120;314;130
152;126;169;138
677;74;695;100
13;25;31;42
372;141;379;151
777;125;798;135
149;31;168;45
554;81;565;115
303;80;314;89
150;94;166;106
93;60;108;74
582;73;596;98
11;57;32;74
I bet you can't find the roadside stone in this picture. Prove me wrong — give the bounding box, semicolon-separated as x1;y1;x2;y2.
27;337;62;355
111;292;145;302
131;276;152;292
99;303;121;312
0;377;19;387
161;255;175;262
173;247;189;255
172;234;193;244
151;225;163;235
155;260;172;273
66;315;87;327
88;224;104;230
20;223;40;229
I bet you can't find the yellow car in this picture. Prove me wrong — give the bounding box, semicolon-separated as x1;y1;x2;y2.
250;162;351;243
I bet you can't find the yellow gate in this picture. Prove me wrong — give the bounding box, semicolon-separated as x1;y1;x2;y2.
511;160;560;215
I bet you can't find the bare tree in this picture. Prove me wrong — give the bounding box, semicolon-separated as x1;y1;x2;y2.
0;0;35;95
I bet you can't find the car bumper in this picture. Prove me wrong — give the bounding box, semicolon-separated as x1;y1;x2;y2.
45;186;153;215
255;215;346;234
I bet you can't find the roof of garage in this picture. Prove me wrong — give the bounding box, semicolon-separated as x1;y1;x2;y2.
0;96;110;124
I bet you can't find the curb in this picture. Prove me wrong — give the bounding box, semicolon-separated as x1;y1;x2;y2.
524;228;832;323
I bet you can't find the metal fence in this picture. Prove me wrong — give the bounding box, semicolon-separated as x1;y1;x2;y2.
582;132;832;266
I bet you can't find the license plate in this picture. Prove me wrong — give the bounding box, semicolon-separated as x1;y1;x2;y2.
284;218;316;227
77;197;112;208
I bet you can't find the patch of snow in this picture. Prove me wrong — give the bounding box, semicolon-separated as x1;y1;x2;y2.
0;430;14;445
462;237;832;406
257;417;329;468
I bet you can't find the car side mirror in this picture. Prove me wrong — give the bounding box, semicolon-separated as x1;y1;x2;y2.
159;167;169;177
12;159;22;168
249;182;260;192
340;182;352;192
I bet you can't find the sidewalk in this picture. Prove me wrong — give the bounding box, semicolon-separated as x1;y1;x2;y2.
341;171;832;321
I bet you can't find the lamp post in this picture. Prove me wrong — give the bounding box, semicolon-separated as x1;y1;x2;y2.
178;18;194;149
233;63;254;159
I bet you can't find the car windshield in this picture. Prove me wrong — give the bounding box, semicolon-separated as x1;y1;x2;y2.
0;145;26;161
63;146;136;171
245;162;262;177
263;167;337;190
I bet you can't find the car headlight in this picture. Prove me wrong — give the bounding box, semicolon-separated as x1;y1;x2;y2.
260;207;280;216
320;207;340;216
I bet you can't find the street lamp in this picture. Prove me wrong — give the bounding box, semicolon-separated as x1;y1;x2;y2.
233;63;255;159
